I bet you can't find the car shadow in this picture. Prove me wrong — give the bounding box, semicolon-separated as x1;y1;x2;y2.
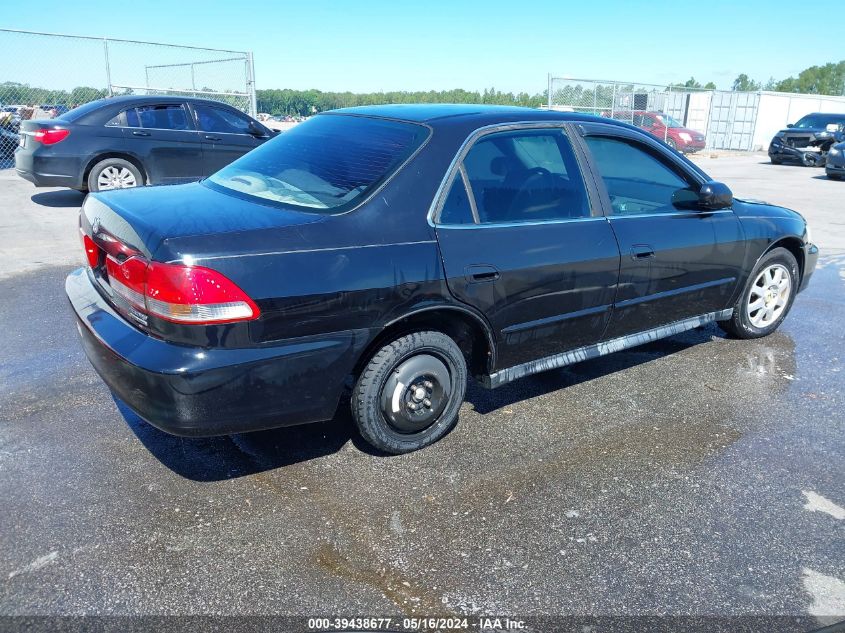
31;189;86;208
119;325;724;481
117;395;386;482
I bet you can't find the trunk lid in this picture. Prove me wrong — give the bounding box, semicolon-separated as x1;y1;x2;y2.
82;181;327;260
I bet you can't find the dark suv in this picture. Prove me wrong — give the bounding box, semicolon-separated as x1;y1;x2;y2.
15;95;273;192
768;112;845;164
67;105;817;454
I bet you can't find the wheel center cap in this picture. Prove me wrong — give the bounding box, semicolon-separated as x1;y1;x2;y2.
413;387;426;401
765;285;779;304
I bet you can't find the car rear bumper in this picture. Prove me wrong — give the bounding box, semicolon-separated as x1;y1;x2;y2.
66;267;371;436
14;147;84;188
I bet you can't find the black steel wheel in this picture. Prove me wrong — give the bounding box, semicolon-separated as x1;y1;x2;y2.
352;331;467;454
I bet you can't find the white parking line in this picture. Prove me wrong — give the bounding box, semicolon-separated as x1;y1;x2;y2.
802;490;845;520
803;567;845;619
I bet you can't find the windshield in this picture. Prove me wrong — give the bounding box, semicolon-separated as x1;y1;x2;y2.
206;114;430;213
793;113;845;129
655;113;685;128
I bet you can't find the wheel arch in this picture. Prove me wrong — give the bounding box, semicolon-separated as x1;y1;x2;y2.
83;153;148;187
764;236;805;283
352;305;497;383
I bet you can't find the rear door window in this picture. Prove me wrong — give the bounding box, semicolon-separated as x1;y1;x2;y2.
457;129;590;224
123;104;191;130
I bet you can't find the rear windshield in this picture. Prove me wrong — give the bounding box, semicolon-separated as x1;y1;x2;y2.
58;99;110;122
205;114;430;213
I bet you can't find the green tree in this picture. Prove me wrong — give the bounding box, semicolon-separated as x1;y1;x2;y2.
732;74;761;92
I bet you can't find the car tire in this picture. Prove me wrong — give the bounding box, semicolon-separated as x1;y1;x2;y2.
828;173;841;181
87;158;143;192
770;157;782;165
665;138;677;151
800;153;817;167
718;247;799;340
351;331;467;454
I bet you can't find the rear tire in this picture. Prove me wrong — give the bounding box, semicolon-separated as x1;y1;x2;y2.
351;331;467;454
770;157;782;165
665;138;677;151
718;247;799;339
87;158;143;192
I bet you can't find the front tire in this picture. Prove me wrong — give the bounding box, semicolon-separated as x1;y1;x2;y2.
719;247;799;339
87;158;143;192
351;331;467;454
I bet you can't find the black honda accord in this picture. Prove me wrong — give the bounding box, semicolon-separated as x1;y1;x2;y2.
66;105;818;454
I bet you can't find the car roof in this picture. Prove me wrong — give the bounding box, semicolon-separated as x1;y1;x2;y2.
326;103;623;127
99;94;239;107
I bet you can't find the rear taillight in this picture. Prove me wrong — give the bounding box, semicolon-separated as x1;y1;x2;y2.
34;128;70;145
81;230;99;268
105;256;259;325
145;262;260;323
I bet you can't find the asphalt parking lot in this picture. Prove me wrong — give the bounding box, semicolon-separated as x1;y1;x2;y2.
0;155;843;626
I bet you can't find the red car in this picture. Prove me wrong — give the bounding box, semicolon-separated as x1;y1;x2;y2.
605;110;706;153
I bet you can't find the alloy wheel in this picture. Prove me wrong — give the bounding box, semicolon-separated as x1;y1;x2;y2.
746;264;791;328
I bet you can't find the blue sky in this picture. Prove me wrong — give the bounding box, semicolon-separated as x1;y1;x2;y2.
4;0;830;94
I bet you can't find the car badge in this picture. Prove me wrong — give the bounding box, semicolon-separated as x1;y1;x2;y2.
92;217;101;235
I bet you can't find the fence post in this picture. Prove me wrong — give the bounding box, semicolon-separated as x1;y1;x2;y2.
611;82;616;115
103;38;113;96
246;51;258;118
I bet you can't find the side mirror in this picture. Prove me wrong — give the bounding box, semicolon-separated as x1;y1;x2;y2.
786;123;794;128
698;181;732;210
248;121;268;138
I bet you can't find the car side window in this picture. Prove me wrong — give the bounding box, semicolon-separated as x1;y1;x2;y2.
439;173;475;225
459;129;589;224
132;104;190;130
194;104;253;134
583;135;697;215
125;108;140;128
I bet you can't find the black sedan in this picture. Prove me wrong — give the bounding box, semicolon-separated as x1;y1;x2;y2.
15;95;273;192
66;105;818;454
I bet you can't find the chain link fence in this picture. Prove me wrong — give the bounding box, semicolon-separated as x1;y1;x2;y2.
547;75;757;151
0;28;256;163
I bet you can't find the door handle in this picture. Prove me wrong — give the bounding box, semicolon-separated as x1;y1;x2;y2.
204;135;223;141
631;245;655;260
465;264;500;283
131;131;150;137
